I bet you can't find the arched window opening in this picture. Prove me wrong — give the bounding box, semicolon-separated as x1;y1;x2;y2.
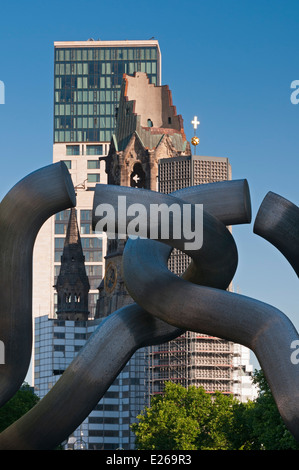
130;162;146;188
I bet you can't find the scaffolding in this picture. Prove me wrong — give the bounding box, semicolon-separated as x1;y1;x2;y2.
146;332;235;402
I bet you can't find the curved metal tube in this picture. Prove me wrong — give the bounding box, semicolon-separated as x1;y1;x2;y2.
171;178;252;226
254;191;299;277
0;162;76;408
122;195;299;441
0;305;183;450
92;182;241;289
0;179;251;449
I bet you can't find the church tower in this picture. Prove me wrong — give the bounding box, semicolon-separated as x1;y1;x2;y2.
55;208;90;321
95;72;190;318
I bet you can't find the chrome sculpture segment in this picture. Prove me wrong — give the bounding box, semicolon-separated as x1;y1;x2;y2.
0;303;184;449
254;191;299;277
0;176;250;449
0;166;298;449
92;181;246;289
0;162;76;409
122;190;299;441
171;178;252;226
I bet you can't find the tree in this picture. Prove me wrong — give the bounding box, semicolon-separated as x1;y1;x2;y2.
240;370;299;450
131;382;239;450
132;372;299;450
0;382;39;433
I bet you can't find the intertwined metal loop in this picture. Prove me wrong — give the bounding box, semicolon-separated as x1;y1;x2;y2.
0;163;298;449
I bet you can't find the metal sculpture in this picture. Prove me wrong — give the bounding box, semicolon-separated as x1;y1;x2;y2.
0;163;298;450
0;162;76;409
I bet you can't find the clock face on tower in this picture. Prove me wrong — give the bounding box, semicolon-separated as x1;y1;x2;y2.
104;262;117;293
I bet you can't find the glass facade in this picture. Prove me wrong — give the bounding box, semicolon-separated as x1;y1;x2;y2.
54;44;160;143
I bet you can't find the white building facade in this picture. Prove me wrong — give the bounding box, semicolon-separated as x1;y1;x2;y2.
34;315;147;450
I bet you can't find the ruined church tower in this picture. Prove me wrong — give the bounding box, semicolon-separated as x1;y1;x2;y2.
95;72;190;318
55;208;90;321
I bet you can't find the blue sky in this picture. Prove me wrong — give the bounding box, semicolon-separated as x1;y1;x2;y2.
0;0;298;369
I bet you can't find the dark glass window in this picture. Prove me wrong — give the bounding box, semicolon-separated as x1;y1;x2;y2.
55;238;65;248
80;209;92;220
55;251;62;262
66;145;80;155
55;209;71;235
86;145;102;156
87;173;100;183
87;159;100;169
81;237;102;249
80;223;91;234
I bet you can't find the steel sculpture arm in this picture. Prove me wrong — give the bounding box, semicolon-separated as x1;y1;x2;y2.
0;162;76;408
0;179;250;449
92;181;243;289
122;192;299;442
1;172;298;448
254;191;299;277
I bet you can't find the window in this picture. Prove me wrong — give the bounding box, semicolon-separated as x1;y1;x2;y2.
81;237;102;249
86;265;102;277
87;160;100;169
54;332;65;339
66;145;80;156
89;417;119;424
55;210;70;221
87;174;100;183
130;162;146;188
55;238;65;249
75;333;86;340
55;224;66;235
94;404;119;411
84;251;102;262
80;210;92;220
80;223;91;234
55;251;62;262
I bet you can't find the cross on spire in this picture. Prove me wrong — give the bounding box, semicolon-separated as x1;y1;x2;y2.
191;116;200;130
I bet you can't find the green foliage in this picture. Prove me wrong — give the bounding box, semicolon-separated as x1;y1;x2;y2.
132;382;239;450
0;382;39;433
245;370;299;450
132;371;299;450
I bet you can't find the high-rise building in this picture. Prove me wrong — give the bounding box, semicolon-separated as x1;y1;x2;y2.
33;40;162;322
33;39;162;450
